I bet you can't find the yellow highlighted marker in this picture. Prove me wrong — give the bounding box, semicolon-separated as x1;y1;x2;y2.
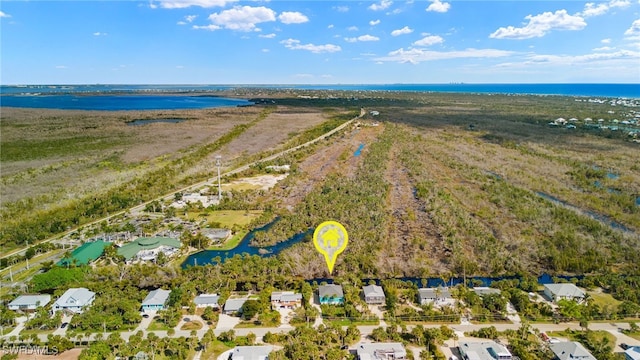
313;221;348;274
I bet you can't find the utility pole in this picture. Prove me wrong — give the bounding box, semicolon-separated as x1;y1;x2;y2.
215;155;222;202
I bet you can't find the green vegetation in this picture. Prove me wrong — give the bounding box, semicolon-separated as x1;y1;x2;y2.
184;209;263;228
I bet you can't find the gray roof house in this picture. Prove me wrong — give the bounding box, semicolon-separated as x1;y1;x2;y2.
318;284;344;305
229;345;273;360
417;287;452;305
194;294;220;308
458;341;512;360
625;346;640;360
53;288;95;314
270;291;303;309
363;285;386;305
544;283;586;303
224;298;249;315
472;287;501;297
8;294;51;311
141;289;171;312
356;342;407;360
550;341;596;360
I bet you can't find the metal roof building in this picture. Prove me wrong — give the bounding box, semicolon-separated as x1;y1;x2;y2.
57;240;110;266
8;294;51;311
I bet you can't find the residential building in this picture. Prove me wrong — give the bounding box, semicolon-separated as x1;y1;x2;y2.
318;284;344;305
229;345;273;360
52;288;95;314
224;298;249;315
472;287;501;297
544;283;586;303
550;341;596;360
8;294;51;312
201;228;232;243
458;341;512;360
194;294;220;308
624;346;640;360
271;291;303;310
356;342;407;360
141;289;171;312
417;287;452;305
363;285;386;305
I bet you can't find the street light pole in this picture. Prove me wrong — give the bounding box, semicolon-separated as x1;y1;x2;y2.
215;155;222;202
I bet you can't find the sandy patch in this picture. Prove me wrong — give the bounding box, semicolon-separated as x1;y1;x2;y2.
224;174;289;191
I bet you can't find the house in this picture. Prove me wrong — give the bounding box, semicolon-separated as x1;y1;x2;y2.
543;283;586;303
356;342;407;360
53;288;95;314
624;346;640;360
363;285;386;305
270;291;303;310
458;341;512;360
472;287;501;297
57;240;110;266
228;345;273;360
141;289;171;312
550;341;596;360
194;294;220;308
417;287;452;305
224;298;249;315
8;294;51;312
318;284;344;305
200;228;231;243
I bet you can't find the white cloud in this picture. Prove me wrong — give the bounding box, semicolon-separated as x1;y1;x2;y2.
0;11;11;18
278;11;309;24
334;6;349;12
369;0;393;11
176;65;184;68
375;47;513;64
580;0;630;17
490;10;586;39
348;26;359;31
370;19;381;26
625;19;640;37
413;34;444;46
193;24;221;31
601;38;611;44
281;38;341;53
519;49;640;66
55;65;68;69
93;32;107;36
593;46;615;51
426;0;450;13
155;0;235;8
328;24;334;29
206;6;276;32
391;26;413;36
259;33;276;38
177;15;196;25
345;35;380;42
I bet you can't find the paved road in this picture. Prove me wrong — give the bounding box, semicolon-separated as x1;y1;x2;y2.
1;109;363;262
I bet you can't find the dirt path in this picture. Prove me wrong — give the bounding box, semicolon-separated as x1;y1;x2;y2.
379;144;447;276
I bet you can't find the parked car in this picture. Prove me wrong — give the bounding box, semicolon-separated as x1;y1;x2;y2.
60;322;68;329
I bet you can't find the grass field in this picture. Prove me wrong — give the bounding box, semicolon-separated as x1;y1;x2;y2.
208;231;248;250
184;210;263;228
180;320;203;331
588;291;622;308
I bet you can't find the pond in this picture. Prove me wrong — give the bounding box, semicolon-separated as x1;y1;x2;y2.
182;218;312;268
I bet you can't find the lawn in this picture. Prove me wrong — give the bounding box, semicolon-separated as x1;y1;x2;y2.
201;339;233;359
180;321;203;331
208;231;248;250
147;319;171;331
587;291;622;308
183;210;263;228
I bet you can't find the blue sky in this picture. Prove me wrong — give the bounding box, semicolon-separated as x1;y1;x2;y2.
1;0;639;84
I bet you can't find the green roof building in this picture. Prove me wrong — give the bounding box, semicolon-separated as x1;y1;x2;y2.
58;240;110;266
117;237;181;261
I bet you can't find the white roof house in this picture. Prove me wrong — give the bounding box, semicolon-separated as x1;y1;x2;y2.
459;341;512;360
270;291;303;309
8;294;51;311
625;346;640;360
472;287;501;296
141;289;171;312
418;287;453;305
224;298;249;314
194;294;220;308
53;288;95;314
356;342;407;360
550;341;596;360
229;345;273;360
363;285;386;305
543;283;586;303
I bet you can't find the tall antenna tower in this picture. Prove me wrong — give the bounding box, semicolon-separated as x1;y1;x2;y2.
215;155;222;201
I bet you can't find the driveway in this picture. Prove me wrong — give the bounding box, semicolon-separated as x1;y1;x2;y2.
215;314;240;332
133;311;156;332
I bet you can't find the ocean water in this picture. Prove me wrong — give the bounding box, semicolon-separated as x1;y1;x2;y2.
1;83;638;110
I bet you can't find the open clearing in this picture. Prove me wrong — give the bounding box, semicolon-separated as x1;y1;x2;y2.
183;210;263;228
